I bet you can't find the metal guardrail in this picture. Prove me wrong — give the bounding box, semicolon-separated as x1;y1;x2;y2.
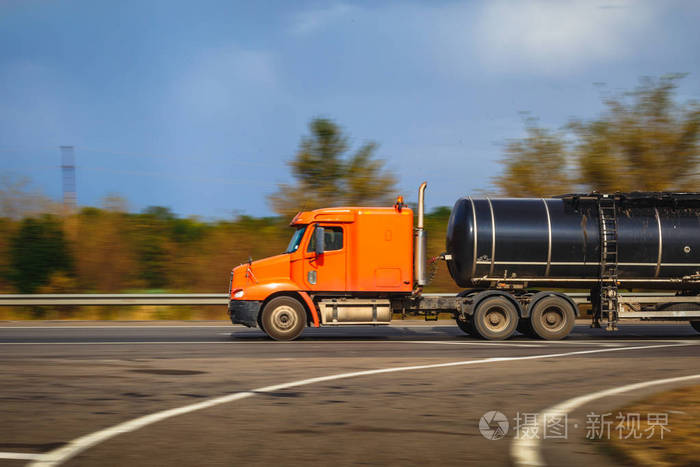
0;294;229;306
0;292;597;306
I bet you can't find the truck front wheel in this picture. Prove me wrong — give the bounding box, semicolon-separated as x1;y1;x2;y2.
530;296;575;340
261;296;307;341
472;296;518;340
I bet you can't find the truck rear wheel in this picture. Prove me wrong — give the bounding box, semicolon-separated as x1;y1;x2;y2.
472;296;518;340
530;296;575;340
658;303;700;334
261;296;306;341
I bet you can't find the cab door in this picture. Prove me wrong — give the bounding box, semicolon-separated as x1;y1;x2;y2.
302;224;346;291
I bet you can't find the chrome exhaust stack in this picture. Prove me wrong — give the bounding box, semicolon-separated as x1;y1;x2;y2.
414;182;427;288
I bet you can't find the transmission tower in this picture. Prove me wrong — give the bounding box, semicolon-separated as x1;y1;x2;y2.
60;146;76;211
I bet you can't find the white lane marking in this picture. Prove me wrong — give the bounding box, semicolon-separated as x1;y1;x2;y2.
29;343;694;467
0;340;643;348
0;341;541;348
0;452;42;460
0;339;696;347
411;340;544;347
511;373;700;467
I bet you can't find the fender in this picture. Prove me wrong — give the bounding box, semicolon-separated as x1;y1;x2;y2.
524;291;580;319
298;291;320;328
468;290;523;317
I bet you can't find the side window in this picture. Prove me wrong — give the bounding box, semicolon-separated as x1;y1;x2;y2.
307;226;344;252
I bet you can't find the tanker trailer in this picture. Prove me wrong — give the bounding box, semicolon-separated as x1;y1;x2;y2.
440;192;700;338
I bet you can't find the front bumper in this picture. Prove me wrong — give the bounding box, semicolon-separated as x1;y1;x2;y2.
228;300;262;328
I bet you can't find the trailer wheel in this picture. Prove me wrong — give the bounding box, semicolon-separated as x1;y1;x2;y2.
530;296;575;340
658;303;700;333
472;296;518;340
456;317;477;336
261;296;306;341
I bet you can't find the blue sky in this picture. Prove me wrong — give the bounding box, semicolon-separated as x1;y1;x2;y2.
1;0;699;218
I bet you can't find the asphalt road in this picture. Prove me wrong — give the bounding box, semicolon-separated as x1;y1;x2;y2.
0;320;698;466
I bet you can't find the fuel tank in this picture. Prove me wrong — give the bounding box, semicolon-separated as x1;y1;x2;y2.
445;193;700;289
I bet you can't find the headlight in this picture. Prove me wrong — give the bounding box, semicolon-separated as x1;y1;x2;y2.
233;289;245;299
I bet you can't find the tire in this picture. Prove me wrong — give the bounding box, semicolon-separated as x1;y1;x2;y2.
456;317;477;336
261;296;307;341
658;303;700;334
456;290;481;336
530;296;576;340
472;296;518;340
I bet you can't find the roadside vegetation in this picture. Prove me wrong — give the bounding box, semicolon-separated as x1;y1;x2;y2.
605;384;700;467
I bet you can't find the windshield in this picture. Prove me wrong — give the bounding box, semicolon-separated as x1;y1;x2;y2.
284;225;307;253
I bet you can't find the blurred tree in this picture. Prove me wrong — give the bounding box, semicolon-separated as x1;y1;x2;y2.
571;74;700;192
0;175;57;219
8;216;73;293
496;75;700;194
269;118;397;216
72;207;143;292
0;218;12;292
133;207;176;289
101;194;129;213
494;118;572;196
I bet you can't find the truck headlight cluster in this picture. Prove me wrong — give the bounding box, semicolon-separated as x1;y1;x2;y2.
233;289;245;298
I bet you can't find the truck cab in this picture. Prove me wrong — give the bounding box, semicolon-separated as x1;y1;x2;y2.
228;203;416;340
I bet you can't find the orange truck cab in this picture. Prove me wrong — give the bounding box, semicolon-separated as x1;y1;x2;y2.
228;198;418;340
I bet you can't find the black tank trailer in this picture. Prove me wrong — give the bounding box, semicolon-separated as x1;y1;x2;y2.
446;192;700;289
405;192;700;340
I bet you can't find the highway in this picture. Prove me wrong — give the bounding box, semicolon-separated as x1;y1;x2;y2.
0;321;698;466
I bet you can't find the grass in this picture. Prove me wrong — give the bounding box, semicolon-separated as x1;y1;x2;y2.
604;385;700;467
0;305;225;321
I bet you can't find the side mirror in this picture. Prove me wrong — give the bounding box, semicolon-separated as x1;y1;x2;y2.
314;226;325;255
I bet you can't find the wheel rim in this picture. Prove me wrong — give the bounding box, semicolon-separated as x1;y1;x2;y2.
271;305;298;331
483;306;510;333
539;306;565;332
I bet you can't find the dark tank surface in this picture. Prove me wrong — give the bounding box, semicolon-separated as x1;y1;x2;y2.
445;193;700;289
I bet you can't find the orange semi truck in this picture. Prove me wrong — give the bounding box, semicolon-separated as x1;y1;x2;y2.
228;183;700;340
